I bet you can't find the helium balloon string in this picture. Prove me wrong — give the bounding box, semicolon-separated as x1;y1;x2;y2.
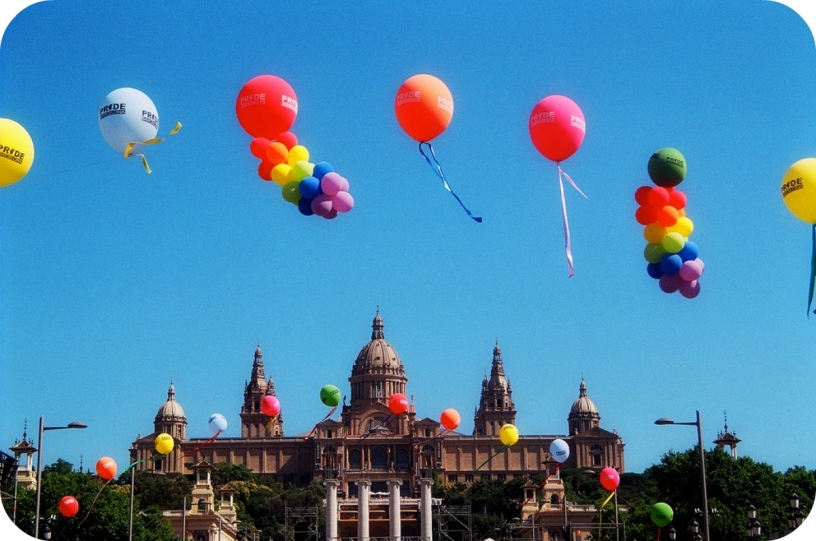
55;518;73;541
474;445;507;472
123;122;183;174
358;413;392;442
264;415;279;430
418;142;482;223
75;478;114;528
177;431;221;466
303;406;338;440
808;224;816;318
556;164;587;277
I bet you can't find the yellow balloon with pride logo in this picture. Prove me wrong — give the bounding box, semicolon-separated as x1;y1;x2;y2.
154;433;174;455
499;423;519;446
781;158;816;223
0;118;35;188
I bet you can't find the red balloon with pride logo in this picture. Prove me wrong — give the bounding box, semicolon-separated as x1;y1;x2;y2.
600;467;620;491
388;393;409;415
395;74;454;143
529;95;586;163
236;75;298;139
59;495;80;518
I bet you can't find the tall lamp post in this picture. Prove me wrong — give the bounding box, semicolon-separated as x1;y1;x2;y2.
35;416;88;539
655;411;710;541
746;505;761;540
789;492;805;532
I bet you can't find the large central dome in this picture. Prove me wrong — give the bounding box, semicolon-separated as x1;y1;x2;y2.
351;309;405;375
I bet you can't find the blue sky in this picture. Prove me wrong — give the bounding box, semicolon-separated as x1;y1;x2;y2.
1;0;816;536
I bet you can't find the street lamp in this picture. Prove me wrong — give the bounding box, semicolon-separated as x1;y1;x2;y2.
35;416;87;539
746;505;761;540
655;411;710;541
789;492;805;531
668;527;676;540
691;519;702;541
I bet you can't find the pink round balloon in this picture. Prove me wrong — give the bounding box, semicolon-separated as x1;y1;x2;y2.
320;172;344;196
261;395;281;417
659;273;681;293
332;191;354;212
528;95;586;162
338;176;350;192
679;279;701;299
678;259;703;281
325;209;339;220
311;194;333;217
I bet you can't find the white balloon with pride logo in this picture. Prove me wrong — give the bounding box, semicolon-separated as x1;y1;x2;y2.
98;87;159;155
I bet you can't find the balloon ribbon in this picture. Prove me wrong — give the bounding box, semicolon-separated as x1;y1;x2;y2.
123;122;182;174
76;479;114;527
474;444;508;472
809;224;816;318
556;163;587;277
55;517;74;541
521;463;563;507
177;430;222;466
359;413;392;442
303;406;337;440
598;490;615;539
418;142;482;223
264;415;279;430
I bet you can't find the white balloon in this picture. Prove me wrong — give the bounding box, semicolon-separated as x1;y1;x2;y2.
549;438;570;463
98;87;159;154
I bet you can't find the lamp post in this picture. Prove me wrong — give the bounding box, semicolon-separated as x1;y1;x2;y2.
691;519;702;541
655;411;710;541
35;416;88;539
789;492;805;532
668;527;676;540
746;505;761;540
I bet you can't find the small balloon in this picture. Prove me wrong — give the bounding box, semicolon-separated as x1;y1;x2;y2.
679;279;701;299
644;243;667;264
312;161;334;180
646;262;664;279
292;160;314;181
659;273;682;293
599;467;620;491
59;495;79;518
299;176;322;199
98;88;159;154
440;408;461;430
320;384;341;407
644;223;667;244
499;424;519;446
667;216;694;237
331;191;354;213
647;186;670;208
388;393;409;415
266;141;289;165
549;438;570;463
311;194;333;217
95;457;117;481
275;131;298;150
155;433;174;455
634;186;652;206
249;137;272;159
261;395;281;417
298;197;314;216
635;205;658;226
667;188;687;209
679;259;704;281
661;232;686;254
320;172;344;196
282;181;302;204
659;253;683;275
271;163;293;186
257;160;273;181
287;145;309;167
208;413;228;434
651;502;674;527
656;205;679;227
678;240;699;261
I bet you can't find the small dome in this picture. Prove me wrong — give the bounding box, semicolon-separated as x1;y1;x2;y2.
570;379;598;415
155;382;186;421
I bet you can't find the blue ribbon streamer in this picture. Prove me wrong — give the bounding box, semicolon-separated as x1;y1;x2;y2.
809;224;816;318
418;142;482;223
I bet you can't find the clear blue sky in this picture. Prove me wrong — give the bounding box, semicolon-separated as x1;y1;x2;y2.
1;0;816;505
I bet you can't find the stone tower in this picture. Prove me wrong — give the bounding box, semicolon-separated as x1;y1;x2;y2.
473;342;516;436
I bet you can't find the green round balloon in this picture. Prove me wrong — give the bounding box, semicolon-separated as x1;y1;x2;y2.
320;384;341;407
651;502;674;527
648;147;687;187
282;181;302;204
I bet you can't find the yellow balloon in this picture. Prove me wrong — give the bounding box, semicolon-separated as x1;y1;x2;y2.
643;223;667;244
287;145;309;167
781;158;816;223
154;433;174;455
667;216;694;237
271;163;292;186
0;118;35;187
499;424;519;446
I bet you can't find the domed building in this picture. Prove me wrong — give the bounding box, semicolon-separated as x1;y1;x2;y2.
129;309;625;538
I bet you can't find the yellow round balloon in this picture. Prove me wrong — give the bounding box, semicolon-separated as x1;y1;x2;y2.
0;118;35;187
667;216;694;237
782;158;816;223
499;424;519;446
643;223;667;244
154;433;174;455
271;163;292;186
287;145;309;167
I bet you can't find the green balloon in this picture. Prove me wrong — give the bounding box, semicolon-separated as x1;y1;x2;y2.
282;181;302;204
651;502;674;527
648;147;687;187
661;232;685;254
320;384;341;407
644;243;666;264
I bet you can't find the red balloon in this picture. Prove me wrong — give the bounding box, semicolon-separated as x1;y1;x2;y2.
249;137;271;159
635;205;657;225
528;95;586;162
236;75;298;139
95;457;117;481
257;160;273;181
634;186;652;206
388;393;409;415
647;186;670;208
261;395;281;417
275;131;298;150
600;467;620;491
59;495;79;518
667;188;687;210
395;74;454;142
656;205;679;227
440;408;461;430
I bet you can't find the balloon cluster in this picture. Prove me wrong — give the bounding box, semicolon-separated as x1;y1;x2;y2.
236;75;353;219
636;148;704;298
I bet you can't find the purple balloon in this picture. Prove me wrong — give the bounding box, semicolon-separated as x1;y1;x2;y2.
679;279;701;299
679;259;704;281
659;273;681;293
324;209;339;220
311;194;333;217
320;172;344;196
332;191;354;213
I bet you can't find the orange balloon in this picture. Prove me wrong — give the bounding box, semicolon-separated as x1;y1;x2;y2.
96;457;117;480
395;74;454;142
440;408;461;430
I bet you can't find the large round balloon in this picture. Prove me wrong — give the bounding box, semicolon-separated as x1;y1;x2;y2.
388;393;409;415
95;457;117;481
440;408;461;430
154;432;174;455
236;75;298;139
261;395;281;417
528;95;586;162
59;495;79;518
781;157;816;223
395;74;454;142
98;88;159;154
549;438;570;463
320;384;341;407
599;467;620;491
0;118;35;187
648;148;687;187
208;413;228;433
499;424;519;446
651;502;674;527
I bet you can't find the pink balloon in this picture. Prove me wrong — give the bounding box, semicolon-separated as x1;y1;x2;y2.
528;95;586;162
332;191;354;212
320;172;344;196
311;194;333;217
678;259;703;281
659;273;681;293
338;176;350;192
600;467;620;491
325;209;339;220
679;280;701;299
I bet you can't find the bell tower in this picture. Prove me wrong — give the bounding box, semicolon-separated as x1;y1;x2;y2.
240;345;283;438
473;342;516;436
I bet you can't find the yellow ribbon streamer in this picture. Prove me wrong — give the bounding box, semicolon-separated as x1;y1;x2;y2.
123;122;182;174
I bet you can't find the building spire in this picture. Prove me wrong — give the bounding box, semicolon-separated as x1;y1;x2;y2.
372;307;384;339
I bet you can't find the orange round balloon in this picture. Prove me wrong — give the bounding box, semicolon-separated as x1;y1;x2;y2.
440;408;461;430
95;456;117;480
395;74;454;142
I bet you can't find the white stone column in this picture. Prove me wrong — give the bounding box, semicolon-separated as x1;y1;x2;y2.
356;479;371;541
420;478;433;541
388;479;402;541
325;479;340;541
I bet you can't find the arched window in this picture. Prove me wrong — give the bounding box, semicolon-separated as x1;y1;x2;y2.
349;449;362;470
371;447;387;470
590;444;604;466
550;494;559;507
